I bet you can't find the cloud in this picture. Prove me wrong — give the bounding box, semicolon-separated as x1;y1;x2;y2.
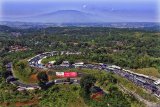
82;4;87;9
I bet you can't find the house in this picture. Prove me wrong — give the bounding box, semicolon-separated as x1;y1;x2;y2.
60;61;70;67
90;86;105;101
90;86;103;93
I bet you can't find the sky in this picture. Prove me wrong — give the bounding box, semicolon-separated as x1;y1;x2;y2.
0;0;159;22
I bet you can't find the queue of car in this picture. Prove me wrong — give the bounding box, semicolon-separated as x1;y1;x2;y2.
5;51;160;97
105;65;160;97
28;51;160;98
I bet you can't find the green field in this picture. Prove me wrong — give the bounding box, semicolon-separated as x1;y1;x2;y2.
41;56;58;64
132;67;160;78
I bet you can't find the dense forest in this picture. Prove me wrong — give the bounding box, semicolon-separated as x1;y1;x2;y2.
0;26;160;69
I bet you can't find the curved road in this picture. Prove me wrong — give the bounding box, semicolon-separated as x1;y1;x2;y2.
28;51;160;98
5;51;160;102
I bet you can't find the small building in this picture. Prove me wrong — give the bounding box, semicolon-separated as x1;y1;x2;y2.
90;86;105;101
90;86;103;93
48;61;56;64
60;61;70;67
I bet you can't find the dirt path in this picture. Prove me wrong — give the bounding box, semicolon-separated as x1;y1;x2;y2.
1;98;39;107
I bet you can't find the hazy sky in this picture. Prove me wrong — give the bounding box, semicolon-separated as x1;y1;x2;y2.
0;0;159;22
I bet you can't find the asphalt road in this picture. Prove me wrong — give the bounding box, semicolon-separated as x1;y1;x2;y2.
28;51;160;97
5;51;160;97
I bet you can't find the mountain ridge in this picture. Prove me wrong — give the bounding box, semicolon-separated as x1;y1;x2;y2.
2;10;103;23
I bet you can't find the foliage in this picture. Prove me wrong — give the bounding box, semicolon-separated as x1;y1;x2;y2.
37;72;49;83
0;26;160;106
80;74;131;107
39;85;84;107
80;75;96;96
37;72;49;89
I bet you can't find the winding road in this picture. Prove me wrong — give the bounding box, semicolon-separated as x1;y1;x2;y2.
5;51;160;106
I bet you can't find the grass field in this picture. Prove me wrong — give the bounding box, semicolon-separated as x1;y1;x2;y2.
41;56;58;64
132;68;160;78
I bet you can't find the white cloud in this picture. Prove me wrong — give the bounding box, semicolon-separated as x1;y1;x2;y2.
82;4;87;9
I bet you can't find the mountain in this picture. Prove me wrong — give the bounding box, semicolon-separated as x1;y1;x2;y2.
2;9;158;23
3;10;103;23
34;10;101;23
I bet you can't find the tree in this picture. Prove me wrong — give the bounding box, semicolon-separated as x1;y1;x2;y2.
107;73;117;84
37;72;49;89
37;72;48;83
107;85;131;107
80;75;96;96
